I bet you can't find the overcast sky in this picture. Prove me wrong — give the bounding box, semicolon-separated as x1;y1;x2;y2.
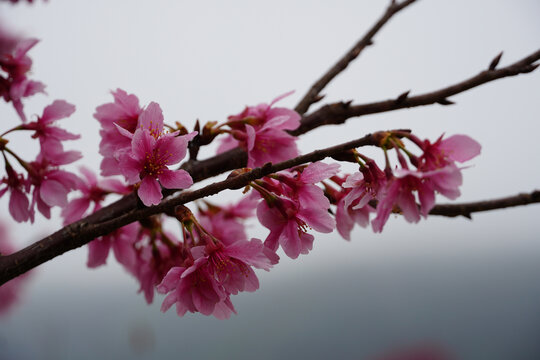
0;1;539;359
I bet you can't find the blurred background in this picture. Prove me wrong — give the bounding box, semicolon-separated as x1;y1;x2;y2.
0;0;539;359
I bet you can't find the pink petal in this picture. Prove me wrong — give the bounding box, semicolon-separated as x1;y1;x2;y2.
40;180;69;207
158;169;192;190
87;238;111;268
138;102;164;135
439;135;481;162
131;129;156;160
245;125;256;152
9;189;30;223
61;197;91;225
118;153;143;184
298;207;335;233
137;176;162;206
300;162;340;184
157;267;184;294
41;100;76;124
397;191;421;223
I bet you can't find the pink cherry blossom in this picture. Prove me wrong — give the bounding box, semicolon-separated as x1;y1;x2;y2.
86;222;139;272
94;89;142;176
0;164;31;222
419;134;481;171
23;100;80;158
119;127;196;206
217;92;301;167
28;157;81;220
342;159;386;211
0;36;45;121
257;195;334;259
62;166;130;225
371;168;442;233
134;231;184;304
157;259;232;318
276;161;340;208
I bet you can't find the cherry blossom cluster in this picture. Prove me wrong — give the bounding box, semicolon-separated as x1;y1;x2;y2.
83;91;480;319
0;26;45;122
95;89;196;206
0;28;84;223
214;91;301;167
324;131;481;238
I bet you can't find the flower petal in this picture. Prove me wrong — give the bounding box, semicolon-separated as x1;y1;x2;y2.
138;177;162;206
158;169;193;190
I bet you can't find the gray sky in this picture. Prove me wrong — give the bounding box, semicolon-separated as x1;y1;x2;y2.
0;1;539;358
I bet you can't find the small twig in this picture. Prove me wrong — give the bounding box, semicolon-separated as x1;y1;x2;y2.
293;48;540;135
294;0;418;115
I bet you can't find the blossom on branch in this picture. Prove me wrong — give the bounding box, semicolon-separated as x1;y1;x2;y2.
116;102;196;206
218;92;301;167
0;32;45;121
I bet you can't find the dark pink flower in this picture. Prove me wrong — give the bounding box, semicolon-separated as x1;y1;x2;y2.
342;160;386;211
257;195;334;259
218;92;301;167
134;231;184;304
158;259;232;318
87;222;139;272
119;128;196;206
0;164;31;223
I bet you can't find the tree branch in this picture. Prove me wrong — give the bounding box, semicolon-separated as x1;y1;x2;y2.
293;49;540;135
0;132;381;285
294;0;417;115
429;190;540;219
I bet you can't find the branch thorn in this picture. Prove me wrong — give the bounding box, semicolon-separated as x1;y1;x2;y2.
488;51;503;71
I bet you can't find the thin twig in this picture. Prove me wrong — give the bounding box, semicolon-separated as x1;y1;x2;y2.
294;0;417;115
293;48;540;135
429;190;540;219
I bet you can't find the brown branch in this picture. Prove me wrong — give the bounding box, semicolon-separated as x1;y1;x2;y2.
0;132;382;285
293;49;540;135
429;190;540;219
294;0;418;115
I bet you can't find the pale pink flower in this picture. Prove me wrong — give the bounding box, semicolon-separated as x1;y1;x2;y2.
23;100;80;158
217;92;301;167
62;166;130;225
94;89;142;176
0;37;45;121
